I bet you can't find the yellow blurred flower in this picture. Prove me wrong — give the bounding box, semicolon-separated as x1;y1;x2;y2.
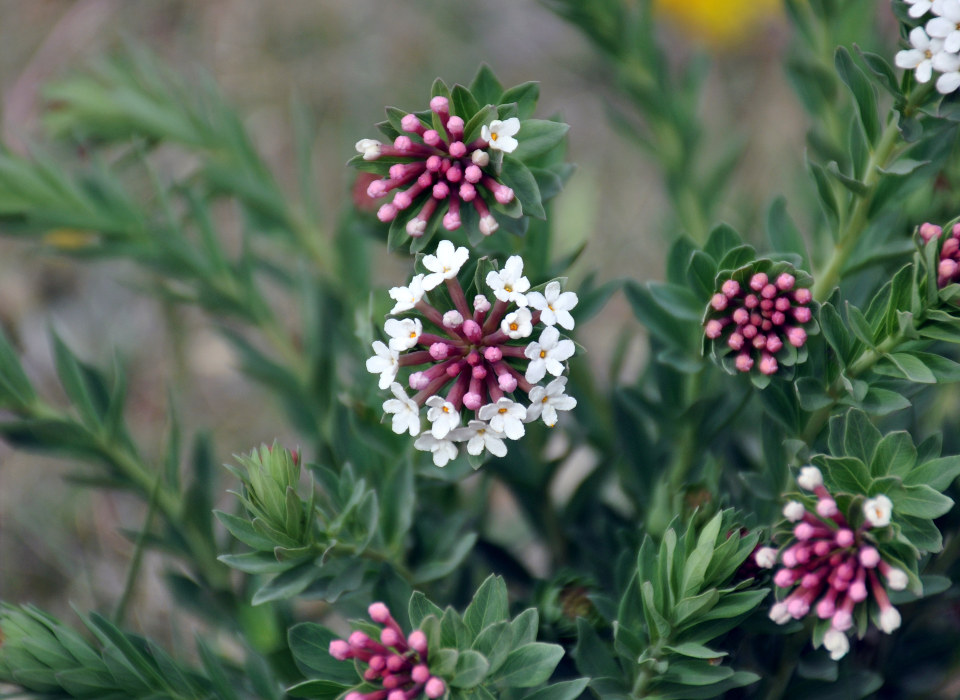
43;229;98;250
654;0;782;48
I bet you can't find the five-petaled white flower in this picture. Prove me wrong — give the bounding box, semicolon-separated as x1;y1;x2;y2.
451;420;508;458
389;274;426;314
524;327;576;383
927;0;960;52
501;307;533;339
895;27;946;84
479;398;527;440
863;494;893;528
527;281;578;330
486;256;530;306
823;628;849;661
382;383;421;436
426;396;460;439
414;433;459;467
481;118;521;153
366;341;399;390
525;377;577;427
422;240;470;291
385;317;422;352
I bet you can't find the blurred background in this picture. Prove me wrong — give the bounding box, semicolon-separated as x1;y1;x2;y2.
0;0;892;646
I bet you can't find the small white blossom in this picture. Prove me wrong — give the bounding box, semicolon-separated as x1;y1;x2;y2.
355;138;382;160
481;118;521;153
414;433;459;467
451;420;508;458
895;27;946;84
863;494;893;527
422;240;470;291
879;606;902;634
479;398;527;440
907;0;933;16
768;602;791;625
501;307;533;339
934;50;960;93
885;567;909;591
442;310;464;328
426;396;460;439
782;500;806;522
479;215;499;237
384;317;422;352
486;256;530;306
389;274;426;314
471;149;490;166
754;547;779;569
527;281;578;330
823;628;850;661
366;341;399;390
525;377;577;427
797;466;823;491
382;383;421;436
524;326;575;383
927;0;960;52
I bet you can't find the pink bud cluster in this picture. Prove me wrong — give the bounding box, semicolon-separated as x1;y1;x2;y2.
917;221;960;287
704;271;813;375
759;472;908;660
329;603;447;700
359;96;513;238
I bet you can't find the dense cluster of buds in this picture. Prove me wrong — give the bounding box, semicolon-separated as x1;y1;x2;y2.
355;95;520;238
367;241;577;466
703;264;814;376
757;466;908;660
918;221;960;287
329;603;446;700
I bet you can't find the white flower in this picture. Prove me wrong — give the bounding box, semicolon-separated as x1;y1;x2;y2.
934;50;960;93
480;118;520;153
885;567;909;591
471;149;490;167
451;420;508;458
525;377;577;427
823;628;850;661
355;138;382;160
524;326;576;383
442;310;464;328
479;398;527;440
366;341;399;390
426;396;460;439
782;500;806;522
863;494;893;527
879;606;902;634
907;0;933;16
389;274;426;314
895;27;946;84
384;317;422;352
382;383;421;436
422;240;470;291
754;547;779;569
527;281;578;330
797;466;823;491
486;256;530;306
927;0;960;52
768;602;791;625
501;307;533;339
414;433;459;467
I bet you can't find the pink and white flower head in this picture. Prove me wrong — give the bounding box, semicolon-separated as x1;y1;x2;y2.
763;478;910;660
353;97;521;240
328;602;448;700
371;244;578;463
921;219;960;287
703;262;816;383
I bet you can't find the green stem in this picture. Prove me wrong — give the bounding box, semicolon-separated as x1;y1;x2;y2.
113;468;163;625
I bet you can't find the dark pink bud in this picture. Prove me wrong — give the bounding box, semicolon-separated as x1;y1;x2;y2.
722;279;740;296
382;672;400;689
944;237;960;258
417;173;433;189
412;664;431;684
459;183;477;202
446;362;462;378
425;678;446;699
430;96;449;113
705;319;724;338
386;653;406;671
744;294;759;309
813;540;831;557
793;288;812;304
953;223;960;238
344;692;365;700
760;298;774;312
433;182;450;199
484;346;503;362
761;284;777;299
465;164;483;183
401;113;423;133
859;547;880;568
381;628;401;647
466;350;481;366
801;572;819;588
787;598;809;618
394;135;413;150
447;116;465;139
752;334;767;349
750;312;763;327
449;141;467;158
446;166;462;183
793;307;812;324
750;272;769;291
835;529;854;547
742;324;758;339
817;598;836;618
423;130;442;147
364;667;379;681
408;630;428;654
761;320;773;331
370;655;386;671
349;631;369;648
732;308;749;325
776;273;795;291
794;522;815;540
388;691;406;700
770;311;786;326
426;155;443;172
787;326;807;347
472;365;487;379
766;335;783;353
728;332;744;350
463;320;482;342
919;222;943;242
775;297;791;312
794;545;811;564
735;353;754;372
939;258;958;280
329;640;351;660
711;293;728;311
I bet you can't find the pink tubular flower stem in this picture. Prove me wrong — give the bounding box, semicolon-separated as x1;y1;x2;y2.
446;277;472;319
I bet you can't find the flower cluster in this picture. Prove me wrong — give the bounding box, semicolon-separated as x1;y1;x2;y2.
355;95;520;239
918;220;960;286
329;602;446;700
757;467;908;661
896;0;960;94
367;241;578;466
703;264;814;377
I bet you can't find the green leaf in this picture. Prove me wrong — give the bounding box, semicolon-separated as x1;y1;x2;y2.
843;409;881;464
409;591;444;629
649;282;705;322
500;82;540;120
876;353;936;384
664;642;727;659
573;618;620;680
904;456;960;490
813;455;872;495
703;224;742;262
452;650;490;688
251;562;321;604
500;156;545;219
452;85;481;122
493;643;564;688
286;680;351;699
472;621;513;675
835;46;880;144
521;679;591;700
412;532;477;584
890;484;954;518
464;575;509;637
512;119;569;161
870;431;917;478
807;157;839;227
625;282;693;353
470;65;505;107
766;197;810;269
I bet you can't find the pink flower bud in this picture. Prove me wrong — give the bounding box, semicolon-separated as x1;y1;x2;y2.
782;547;797;568
459;182;477;201
367;180;389;198
418;172;433;188
787;327;807;347
744;294;759;309
484;346;503;362
801;572;819;588
426;155;443;172
388;691;406;700
727;332;744;350
813;540;831;557
474;295;491;313
859;547;880;568
443;211;461;231
463;392;482;410
766;335;783;353
349;631;369;648
412;664;431;683
774;569;795;588
369;655;386;671
849;581;868;602
423;130;441;147
425;678;446;698
394;135;413;150
835;529;854;547
465;164;483;183
945;237;960;257
816;598;836;618
386;653;405;671
732;308;749;325
479;215;499;236
776;273;795;291
430;96;449;113
816;498;838;517
329;640;351;660
919;222;943;242
705;320;724;338
445;166;462;183
939;258;958;280
429;343;451;360
409;372;429;390
345;692;365;700
753;334;768;350
794;522;815;540
433;182;450;199
761;283;777;299
463;320;483;343
775;296;791;311
711;293;728;311
759;353;778;375
498;373;518;392
787;598;809;618
401;113;422;132
408;630;428;654
792;306;812;323
381;627;401;647
735;353;754;372
832;610;852;631
722;279;740;296
760;299;774;312
750;272;769;291
406;218;427;237
447;116;465;137
771;311;786;325
493;185;515;204
449;141;467;158
393;191;414;210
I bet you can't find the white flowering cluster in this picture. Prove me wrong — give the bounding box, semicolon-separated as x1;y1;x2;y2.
366;240;579;467
897;0;960;93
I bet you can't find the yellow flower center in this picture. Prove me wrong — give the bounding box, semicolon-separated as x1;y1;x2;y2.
505;285;513;292
539;350;546;358
510;322;519;331
498;407;508;414
491;132;499;141
442;406;450;414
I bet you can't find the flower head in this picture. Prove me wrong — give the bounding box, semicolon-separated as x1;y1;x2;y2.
527;280;578;330
371;243;578;464
481;118;521;153
920;220;960;287
328;602;447;700
703;262;816;384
